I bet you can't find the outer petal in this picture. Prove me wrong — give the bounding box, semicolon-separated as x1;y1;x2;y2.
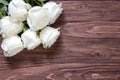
43;1;63;24
8;0;31;22
21;29;41;50
40;26;61;48
27;6;50;31
9;8;28;22
0;16;23;38
1;35;24;57
9;0;27;8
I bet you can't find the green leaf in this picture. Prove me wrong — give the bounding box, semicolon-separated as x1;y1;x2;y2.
38;0;49;3
0;0;8;5
0;5;8;19
38;0;43;1
2;6;7;12
24;0;30;3
24;0;48;7
0;3;4;8
0;0;8;19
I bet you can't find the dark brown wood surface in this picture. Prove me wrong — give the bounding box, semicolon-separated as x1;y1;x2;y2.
0;0;120;80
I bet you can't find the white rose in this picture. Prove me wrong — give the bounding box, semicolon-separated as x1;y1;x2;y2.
21;29;41;50
0;16;23;38
40;26;61;48
8;0;31;22
43;1;63;24
1;35;24;57
27;6;50;31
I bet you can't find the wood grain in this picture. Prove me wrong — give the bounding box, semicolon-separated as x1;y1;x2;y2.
56;1;120;22
0;63;120;80
0;0;120;80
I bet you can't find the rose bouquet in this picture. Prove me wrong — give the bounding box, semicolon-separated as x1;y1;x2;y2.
0;0;63;57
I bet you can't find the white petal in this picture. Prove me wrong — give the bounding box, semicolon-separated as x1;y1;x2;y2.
8;0;30;22
40;26;61;48
9;0;27;8
21;29;41;50
0;16;23;38
1;35;24;57
43;1;63;24
26;3;32;10
9;8;28;22
27;6;50;31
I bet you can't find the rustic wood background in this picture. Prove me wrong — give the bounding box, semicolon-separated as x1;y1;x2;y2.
0;0;120;80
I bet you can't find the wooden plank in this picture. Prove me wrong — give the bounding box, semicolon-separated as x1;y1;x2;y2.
0;63;120;80
0;0;120;80
52;1;120;22
0;21;120;69
0;38;120;69
57;22;120;38
52;0;117;2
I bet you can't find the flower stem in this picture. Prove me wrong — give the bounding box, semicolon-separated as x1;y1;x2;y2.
34;0;42;6
23;25;29;32
24;0;29;3
0;12;3;18
40;1;44;6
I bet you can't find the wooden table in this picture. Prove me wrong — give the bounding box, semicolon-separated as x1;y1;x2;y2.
0;0;120;80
